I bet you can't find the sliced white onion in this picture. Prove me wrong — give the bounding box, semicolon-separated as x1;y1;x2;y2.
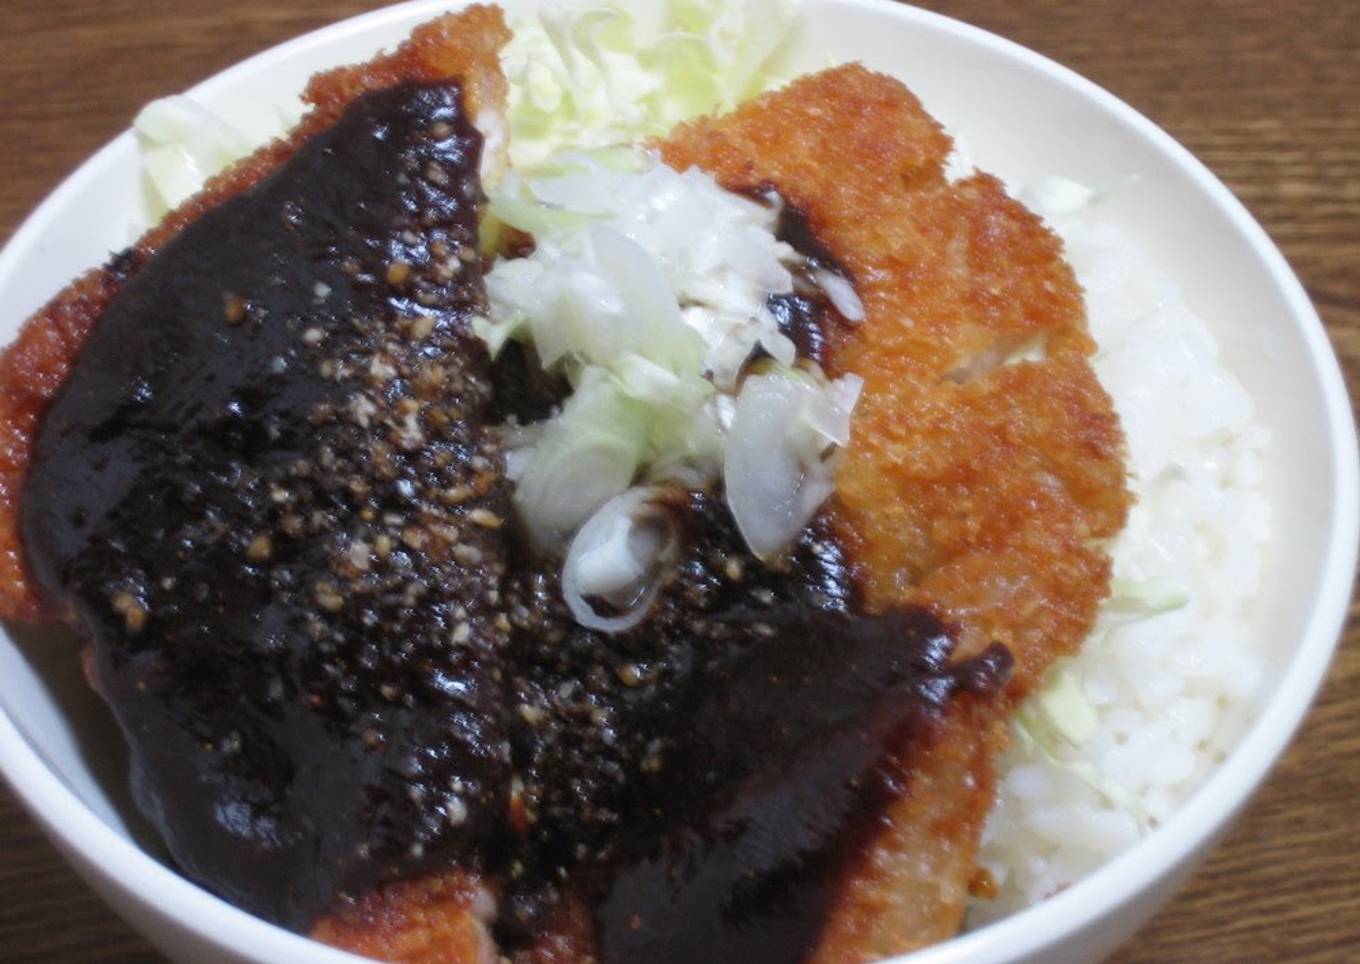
802;372;863;447
477;153;869;582
614;351;682;403
562;487;681;633
512;369;646;547
587;224;704;371
724;368;847;559
813;267;866;324
499;422;547;482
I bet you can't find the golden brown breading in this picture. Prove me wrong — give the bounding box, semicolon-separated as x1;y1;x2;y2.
812;700;1006;962
0;4;510;622
661;63;1131;957
312;872;499;964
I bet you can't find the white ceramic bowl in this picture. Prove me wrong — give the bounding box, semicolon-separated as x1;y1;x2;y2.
1;1;1355;962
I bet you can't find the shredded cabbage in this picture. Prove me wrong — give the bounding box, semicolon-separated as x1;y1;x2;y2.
501;0;793;170
1011;659;1147;823
134;96;255;216
1107;577;1191;615
485;155;796;386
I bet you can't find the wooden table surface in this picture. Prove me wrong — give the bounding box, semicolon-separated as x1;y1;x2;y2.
0;0;1356;961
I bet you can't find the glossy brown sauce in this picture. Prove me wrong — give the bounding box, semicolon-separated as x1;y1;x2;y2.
24;80;508;927
762;189;857;366
498;493;1011;963
22;83;1012;961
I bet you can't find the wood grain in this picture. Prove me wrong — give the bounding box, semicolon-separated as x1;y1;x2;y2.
0;0;1356;961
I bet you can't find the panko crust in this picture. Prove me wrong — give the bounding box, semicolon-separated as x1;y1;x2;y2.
313;872;499;964
661;63;1131;958
811;699;1006;962
660;62;1130;696
0;4;510;622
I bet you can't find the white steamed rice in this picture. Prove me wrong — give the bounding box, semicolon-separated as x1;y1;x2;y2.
969;178;1272;921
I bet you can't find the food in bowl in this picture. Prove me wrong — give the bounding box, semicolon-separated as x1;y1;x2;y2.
0;1;1272;962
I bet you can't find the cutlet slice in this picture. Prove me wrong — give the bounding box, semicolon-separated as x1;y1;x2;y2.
661;64;1131;957
6;5;513;957
0;4;510;622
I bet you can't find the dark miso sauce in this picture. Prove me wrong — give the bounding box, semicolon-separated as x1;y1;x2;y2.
499;493;1011;964
22;85;1011;962
24;80;509;928
750;185;859;366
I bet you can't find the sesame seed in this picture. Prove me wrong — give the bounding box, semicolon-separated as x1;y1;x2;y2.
386;261;412;286
314;582;344;612
369;356;396;381
453;544;483;566
111;591;148;633
467;508;503;529
246;533;273;563
441;485;474;505
409;315;436;340
222;293;247;325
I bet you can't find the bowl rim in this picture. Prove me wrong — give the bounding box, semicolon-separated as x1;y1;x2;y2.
0;1;1355;962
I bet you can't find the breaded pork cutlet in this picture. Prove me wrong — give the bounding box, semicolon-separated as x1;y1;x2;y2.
0;6;512;959
0;5;511;623
661;64;1130;958
258;65;1131;964
0;11;1128;963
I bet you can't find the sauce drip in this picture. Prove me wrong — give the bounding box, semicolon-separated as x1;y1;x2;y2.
22;84;1012;961
760;189;858;365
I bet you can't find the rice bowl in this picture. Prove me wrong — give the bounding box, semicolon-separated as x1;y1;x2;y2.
0;1;1353;962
